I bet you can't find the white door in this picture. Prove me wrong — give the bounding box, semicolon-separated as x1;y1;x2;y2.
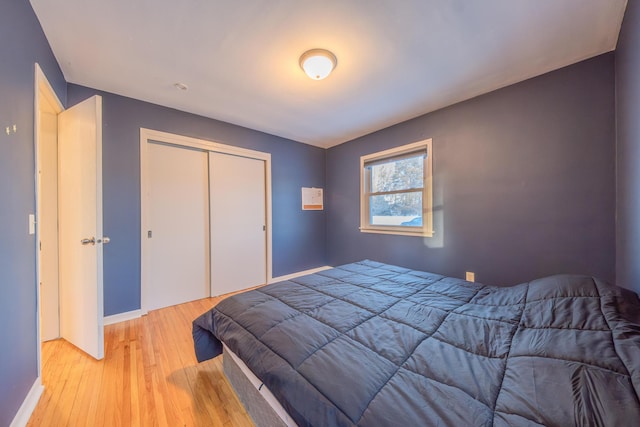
57;95;105;360
38;98;60;342
146;143;210;311
210;152;266;295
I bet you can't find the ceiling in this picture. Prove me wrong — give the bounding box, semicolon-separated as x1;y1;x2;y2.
30;0;627;148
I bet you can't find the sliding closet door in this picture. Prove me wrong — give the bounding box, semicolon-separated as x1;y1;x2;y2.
209;152;267;296
146;142;210;311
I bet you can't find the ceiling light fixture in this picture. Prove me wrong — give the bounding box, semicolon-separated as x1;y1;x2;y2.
299;49;337;80
174;82;188;91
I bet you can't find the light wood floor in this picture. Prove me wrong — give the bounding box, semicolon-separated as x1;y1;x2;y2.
28;295;255;427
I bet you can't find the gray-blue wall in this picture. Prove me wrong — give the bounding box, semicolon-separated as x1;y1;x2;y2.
67;85;327;316
0;1;66;425
326;54;616;286
616;1;640;294
0;1;631;423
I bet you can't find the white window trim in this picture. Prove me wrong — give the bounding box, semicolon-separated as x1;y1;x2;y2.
360;139;433;237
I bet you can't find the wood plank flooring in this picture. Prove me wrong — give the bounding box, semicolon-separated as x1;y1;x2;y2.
28;295;255;427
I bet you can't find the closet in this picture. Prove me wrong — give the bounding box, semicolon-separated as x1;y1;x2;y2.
141;130;270;312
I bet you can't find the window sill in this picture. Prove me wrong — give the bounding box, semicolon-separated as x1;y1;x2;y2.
359;227;434;237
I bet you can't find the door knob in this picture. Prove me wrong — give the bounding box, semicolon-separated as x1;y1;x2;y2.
102;237;110;244
81;237;96;245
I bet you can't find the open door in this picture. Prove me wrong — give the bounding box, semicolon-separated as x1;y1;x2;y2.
57;95;106;360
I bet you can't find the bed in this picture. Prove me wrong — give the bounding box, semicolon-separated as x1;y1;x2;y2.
193;260;640;426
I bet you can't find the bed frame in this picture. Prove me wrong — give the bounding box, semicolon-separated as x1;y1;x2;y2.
222;345;297;427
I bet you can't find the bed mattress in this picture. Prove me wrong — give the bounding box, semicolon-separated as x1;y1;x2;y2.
193;260;640;426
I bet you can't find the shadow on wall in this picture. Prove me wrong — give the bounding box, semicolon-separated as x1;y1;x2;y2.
423;203;444;249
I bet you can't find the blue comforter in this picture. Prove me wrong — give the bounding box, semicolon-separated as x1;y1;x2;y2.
193;260;640;426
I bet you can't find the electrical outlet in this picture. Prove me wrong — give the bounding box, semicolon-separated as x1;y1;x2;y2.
465;271;475;282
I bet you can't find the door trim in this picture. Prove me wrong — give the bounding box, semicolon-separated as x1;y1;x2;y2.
34;63;64;379
139;128;273;314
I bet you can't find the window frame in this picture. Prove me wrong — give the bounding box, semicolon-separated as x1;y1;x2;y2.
359;139;433;237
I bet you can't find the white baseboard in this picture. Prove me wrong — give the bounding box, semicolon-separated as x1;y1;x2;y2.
104;309;143;326
269;265;332;284
10;378;43;427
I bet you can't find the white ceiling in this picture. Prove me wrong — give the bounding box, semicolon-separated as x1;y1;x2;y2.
30;0;627;148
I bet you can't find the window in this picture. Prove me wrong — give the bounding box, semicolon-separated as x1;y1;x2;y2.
360;139;433;237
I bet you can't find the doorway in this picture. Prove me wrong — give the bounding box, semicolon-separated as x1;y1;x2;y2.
35;64;106;373
35;65;63;345
140;129;273;313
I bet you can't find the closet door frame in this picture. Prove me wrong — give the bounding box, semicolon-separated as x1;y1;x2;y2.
139;128;272;314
